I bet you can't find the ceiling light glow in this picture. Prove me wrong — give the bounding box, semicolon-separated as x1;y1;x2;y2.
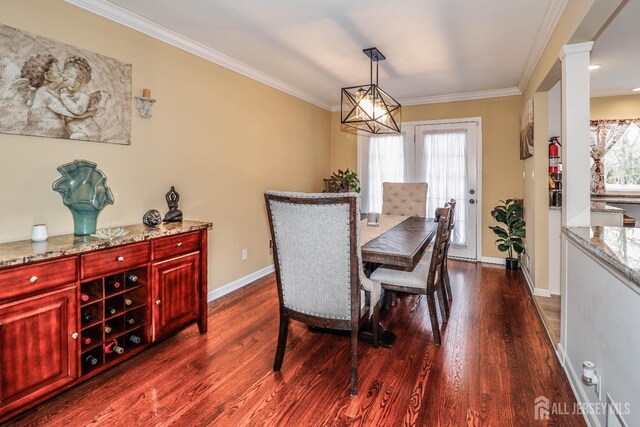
589;64;601;71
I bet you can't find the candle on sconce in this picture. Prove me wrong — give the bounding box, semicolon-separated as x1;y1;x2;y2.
142;88;151;98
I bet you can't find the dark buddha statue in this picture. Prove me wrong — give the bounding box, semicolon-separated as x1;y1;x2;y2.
162;186;183;223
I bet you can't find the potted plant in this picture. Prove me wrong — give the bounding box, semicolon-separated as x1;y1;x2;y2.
323;169;360;193
488;199;526;270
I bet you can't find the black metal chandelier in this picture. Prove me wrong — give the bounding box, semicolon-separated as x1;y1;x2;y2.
341;47;401;134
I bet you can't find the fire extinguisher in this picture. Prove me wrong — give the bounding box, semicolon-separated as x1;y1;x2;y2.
549;137;561;174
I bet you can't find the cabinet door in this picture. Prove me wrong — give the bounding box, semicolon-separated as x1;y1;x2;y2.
0;286;78;416
152;252;200;340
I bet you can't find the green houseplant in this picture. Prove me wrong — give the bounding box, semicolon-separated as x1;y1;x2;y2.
323;169;360;193
488;199;526;270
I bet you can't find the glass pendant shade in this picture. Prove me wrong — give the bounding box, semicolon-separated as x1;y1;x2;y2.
340;48;401;134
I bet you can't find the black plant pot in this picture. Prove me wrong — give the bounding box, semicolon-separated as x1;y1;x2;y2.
505;258;519;270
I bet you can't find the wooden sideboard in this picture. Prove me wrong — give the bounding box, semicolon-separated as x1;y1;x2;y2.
0;221;212;422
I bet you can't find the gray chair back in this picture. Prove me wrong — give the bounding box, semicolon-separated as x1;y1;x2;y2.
265;191;359;321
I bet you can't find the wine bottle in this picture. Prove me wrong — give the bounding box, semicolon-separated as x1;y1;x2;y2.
84;355;98;366
128;335;142;344
106;306;117;315
112;345;125;354
127;274;138;283
124;298;133;306
81;293;90;302
82;312;93;323
126;317;135;326
108;281;121;290
83;337;92;345
104;324;112;334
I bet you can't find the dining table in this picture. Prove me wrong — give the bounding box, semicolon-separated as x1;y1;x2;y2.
359;214;439;348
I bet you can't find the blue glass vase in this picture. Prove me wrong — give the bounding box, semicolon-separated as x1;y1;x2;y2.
52;160;114;236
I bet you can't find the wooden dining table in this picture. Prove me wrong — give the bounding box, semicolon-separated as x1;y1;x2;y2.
361;215;438;268
359;215;439;348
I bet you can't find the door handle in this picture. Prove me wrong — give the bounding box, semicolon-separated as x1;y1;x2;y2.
469;199;476;204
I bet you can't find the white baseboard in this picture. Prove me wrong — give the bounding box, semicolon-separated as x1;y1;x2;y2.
480;256;505;265
534;288;552;297
207;264;275;303
521;264;535;293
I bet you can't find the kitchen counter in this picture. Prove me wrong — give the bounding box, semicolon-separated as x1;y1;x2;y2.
591;194;640;205
563;226;640;289
0;220;213;268
548;202;626;213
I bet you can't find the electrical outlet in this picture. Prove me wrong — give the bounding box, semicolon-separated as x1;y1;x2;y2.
242;249;248;261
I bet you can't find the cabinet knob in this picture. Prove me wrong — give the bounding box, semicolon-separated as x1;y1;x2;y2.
116;256;125;262
29;276;38;283
71;332;79;340
155;300;161;305
177;242;183;247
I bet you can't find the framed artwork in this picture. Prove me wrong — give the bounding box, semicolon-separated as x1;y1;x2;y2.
0;24;132;145
520;99;534;159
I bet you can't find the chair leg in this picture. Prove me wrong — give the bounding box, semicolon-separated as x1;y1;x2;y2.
273;315;289;371
350;328;358;395
426;292;441;345
437;280;449;323
444;261;453;306
371;301;380;348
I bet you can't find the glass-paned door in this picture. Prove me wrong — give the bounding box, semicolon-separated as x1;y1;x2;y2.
414;122;479;260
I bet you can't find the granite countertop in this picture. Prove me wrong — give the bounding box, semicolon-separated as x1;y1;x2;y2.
564;226;640;288
0;220;213;269
549;202;626;213
591;194;640;205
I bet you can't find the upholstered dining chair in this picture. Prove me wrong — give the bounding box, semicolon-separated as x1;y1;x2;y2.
370;207;451;345
264;190;381;395
381;182;428;217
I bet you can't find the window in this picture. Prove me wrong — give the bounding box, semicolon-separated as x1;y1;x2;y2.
362;134;405;213
604;123;640;191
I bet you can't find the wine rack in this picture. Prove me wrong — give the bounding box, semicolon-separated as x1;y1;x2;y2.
80;266;149;375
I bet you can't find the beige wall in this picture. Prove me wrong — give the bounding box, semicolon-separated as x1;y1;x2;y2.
591;94;640;119
0;1;331;291
330;95;524;259
520;0;597;291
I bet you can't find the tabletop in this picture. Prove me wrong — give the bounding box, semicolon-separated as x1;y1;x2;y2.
361;216;438;268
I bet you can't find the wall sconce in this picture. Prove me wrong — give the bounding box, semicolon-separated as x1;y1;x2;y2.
135;88;156;118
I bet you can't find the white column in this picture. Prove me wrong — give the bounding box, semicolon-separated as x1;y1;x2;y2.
559;42;593;227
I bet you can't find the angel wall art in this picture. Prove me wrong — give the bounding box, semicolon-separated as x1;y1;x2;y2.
0;24;131;145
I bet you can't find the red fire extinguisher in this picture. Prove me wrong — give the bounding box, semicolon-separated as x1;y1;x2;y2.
549;137;560;174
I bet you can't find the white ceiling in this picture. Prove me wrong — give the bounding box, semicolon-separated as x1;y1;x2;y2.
591;0;640;97
69;0;562;108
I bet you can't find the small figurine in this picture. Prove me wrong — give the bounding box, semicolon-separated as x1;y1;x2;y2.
162;186;183;223
143;209;162;227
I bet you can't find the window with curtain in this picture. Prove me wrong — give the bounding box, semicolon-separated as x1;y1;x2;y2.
603;122;640;191
590;119;640;193
419;130;467;246
365;134;405;214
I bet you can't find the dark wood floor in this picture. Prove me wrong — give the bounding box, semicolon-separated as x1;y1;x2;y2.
6;261;585;426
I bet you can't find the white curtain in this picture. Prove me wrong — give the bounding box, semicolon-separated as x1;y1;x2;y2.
419;130;467;246
366;134;405;213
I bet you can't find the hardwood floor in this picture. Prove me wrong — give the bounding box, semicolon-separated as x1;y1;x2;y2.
6;261;584;426
535;294;561;345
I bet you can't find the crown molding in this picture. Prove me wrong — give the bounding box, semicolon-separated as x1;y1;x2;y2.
63;0;331;110
517;0;569;93
329;87;521;112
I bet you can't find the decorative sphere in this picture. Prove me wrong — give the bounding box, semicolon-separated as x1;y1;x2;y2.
143;209;162;227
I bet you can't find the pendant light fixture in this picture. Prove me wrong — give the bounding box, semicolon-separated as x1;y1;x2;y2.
341;47;401;134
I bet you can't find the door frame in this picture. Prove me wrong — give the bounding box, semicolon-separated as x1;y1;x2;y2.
403;117;483;261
